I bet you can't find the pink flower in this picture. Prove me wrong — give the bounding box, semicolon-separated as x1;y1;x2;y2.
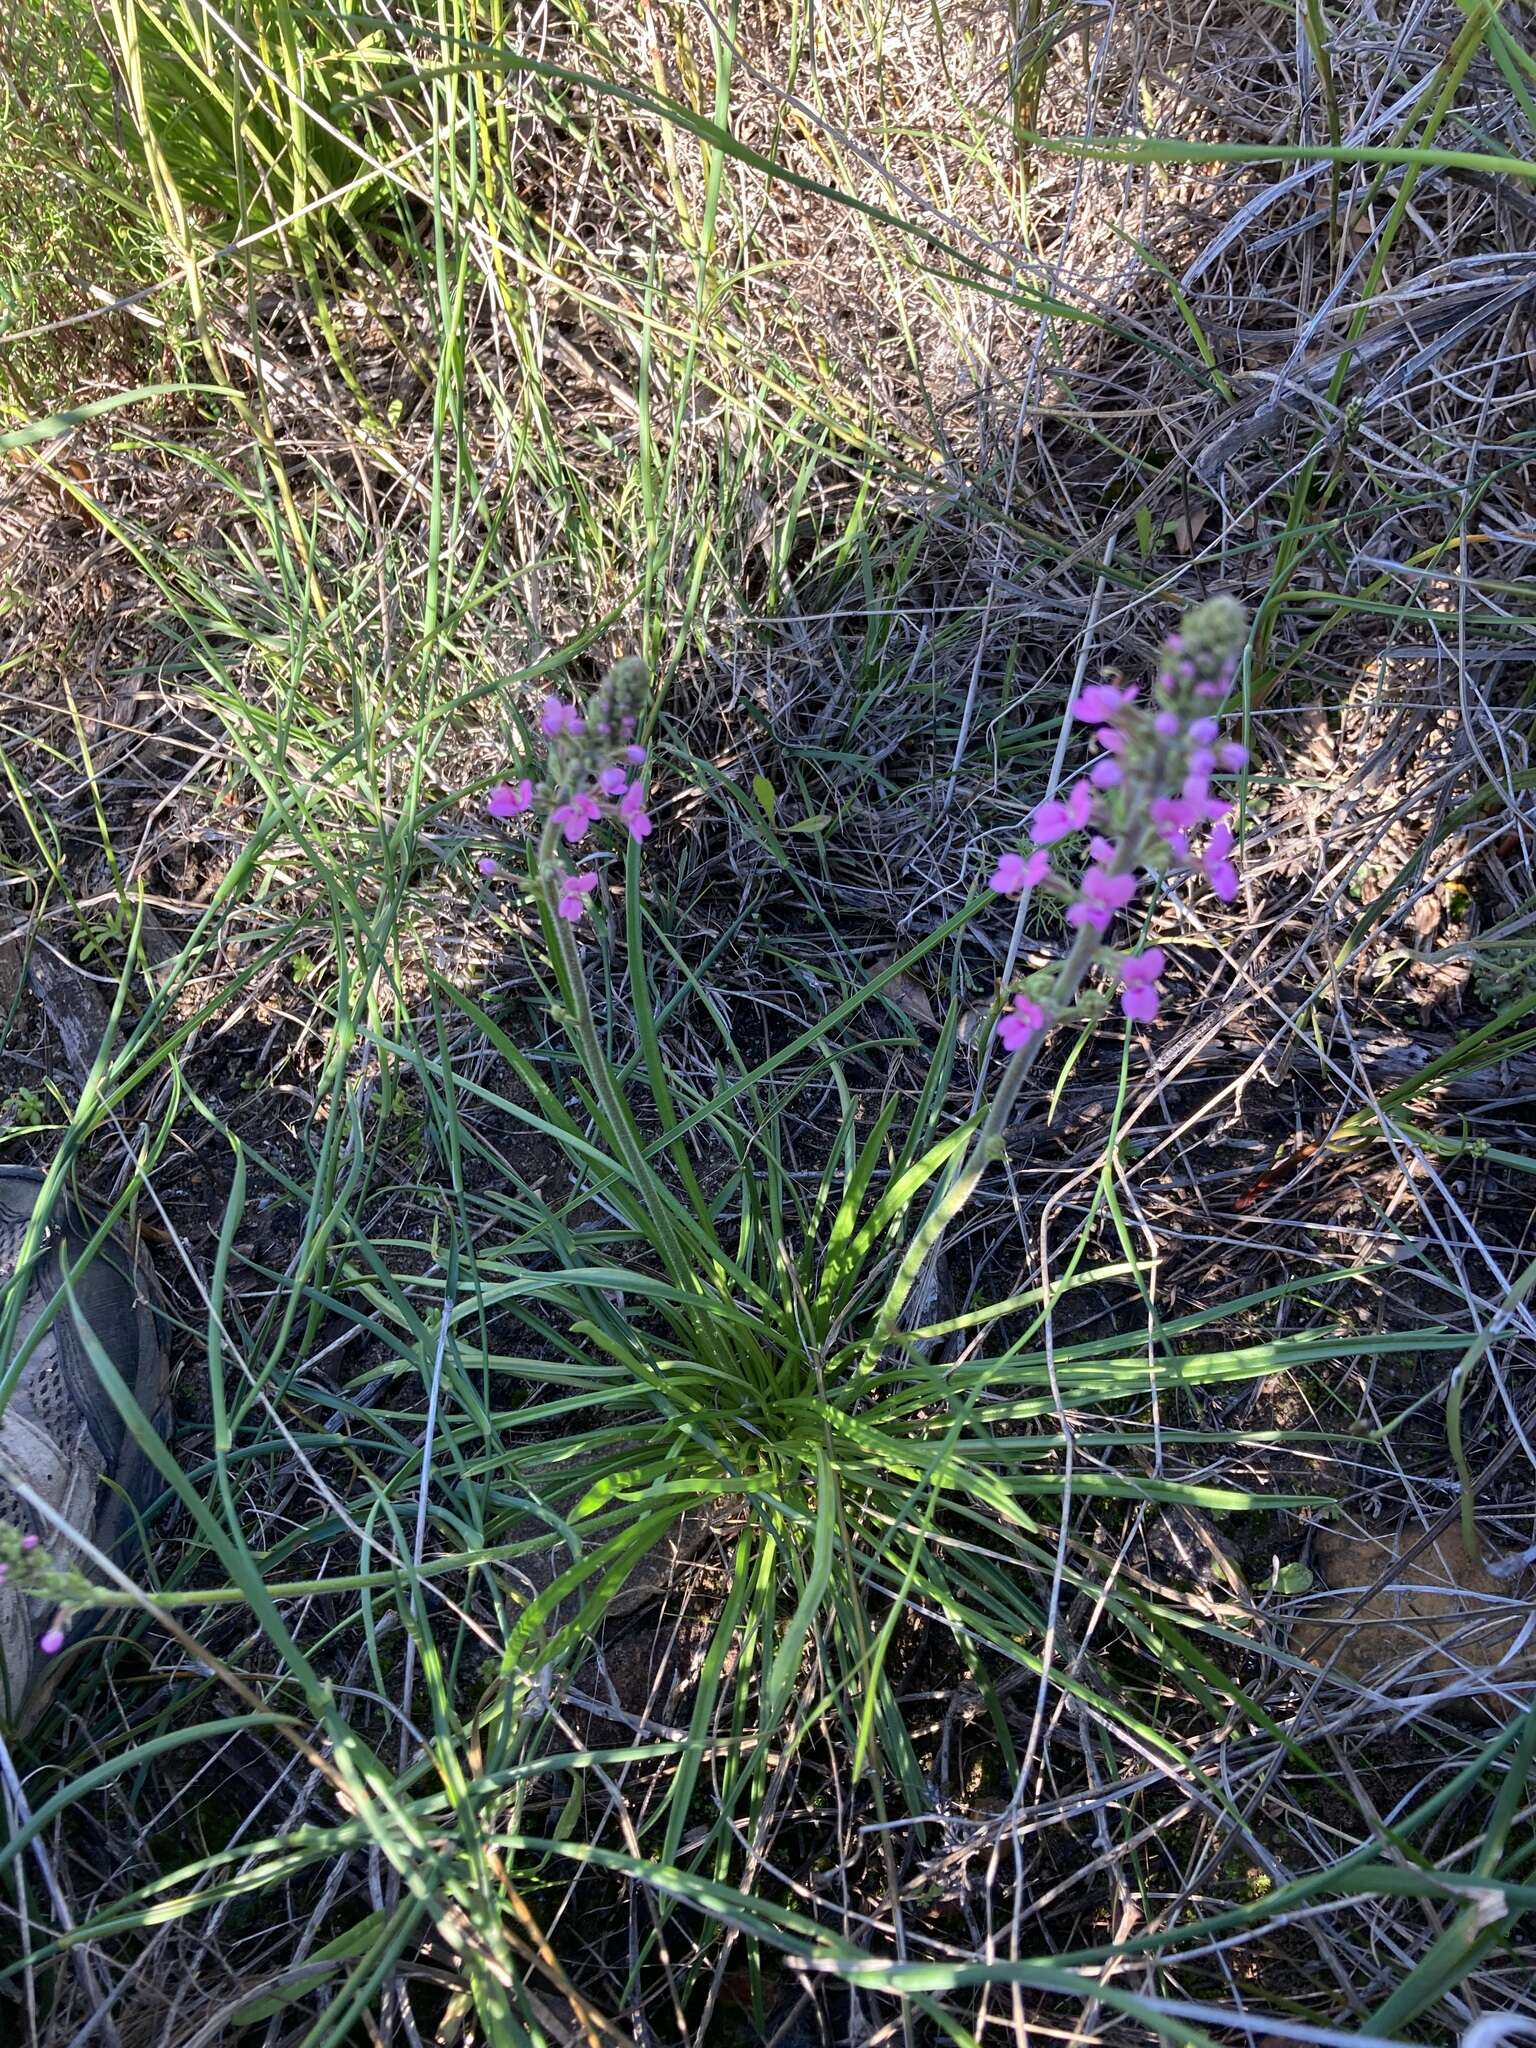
597;766;629;797
555;871;600;921
1187;717;1219;745
551;790;603;844
1030;780;1095;847
990;847;1052;895
487;778;534;819
1119;947;1166;1024
39;1627;65;1656
477;857;500;877
1073;681;1137;724
1218;741;1248;773
996;993;1049;1050
1151;793;1206;835
625;744;647;765
20;1534;38;1552
1088;836;1118;863
614;782;651;841
1089;758;1123;788
1153;710;1180;739
1200;821;1239;902
1067;863;1138;933
1094;726;1126;754
541;696;585;739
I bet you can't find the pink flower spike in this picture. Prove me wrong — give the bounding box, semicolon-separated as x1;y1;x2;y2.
476;857;500;877
487;778;534;819
1090;758;1123;788
597;766;629;797
555;871;600;921
39;1627;65;1656
541;696;585;739
1074;681;1137;724
996;993;1049;1050
1218;741;1248;773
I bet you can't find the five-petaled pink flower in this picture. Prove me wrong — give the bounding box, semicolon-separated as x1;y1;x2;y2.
990;847;1053;895
1073;681;1137;724
541;696;586;739
1030;781;1095;846
1119;948;1166;1023
556;871;600;921
618;783;651;841
997;993;1049;1050
1066;863;1137;933
551;790;603;844
487;779;534;819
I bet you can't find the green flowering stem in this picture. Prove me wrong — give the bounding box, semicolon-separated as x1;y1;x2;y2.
872;922;1102;1349
873;821;1151;1350
536;815;694;1293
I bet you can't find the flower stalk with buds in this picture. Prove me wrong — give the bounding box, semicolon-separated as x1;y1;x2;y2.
482;658;691;1282
876;596;1251;1342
